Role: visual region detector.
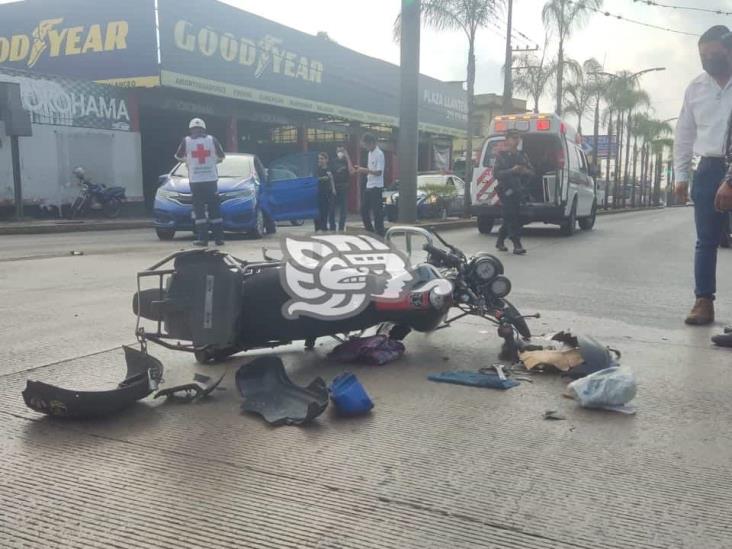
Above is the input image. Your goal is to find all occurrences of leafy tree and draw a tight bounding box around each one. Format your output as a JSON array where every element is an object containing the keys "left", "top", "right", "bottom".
[
  {"left": 542, "top": 0, "right": 603, "bottom": 115},
  {"left": 395, "top": 0, "right": 505, "bottom": 214}
]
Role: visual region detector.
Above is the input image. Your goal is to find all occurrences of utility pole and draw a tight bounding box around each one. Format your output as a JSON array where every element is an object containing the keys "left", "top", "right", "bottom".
[
  {"left": 397, "top": 0, "right": 420, "bottom": 224},
  {"left": 501, "top": 0, "right": 514, "bottom": 114}
]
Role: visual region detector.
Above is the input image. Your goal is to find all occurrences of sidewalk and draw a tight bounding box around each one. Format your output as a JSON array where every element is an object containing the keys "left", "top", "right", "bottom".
[{"left": 0, "top": 206, "right": 665, "bottom": 236}]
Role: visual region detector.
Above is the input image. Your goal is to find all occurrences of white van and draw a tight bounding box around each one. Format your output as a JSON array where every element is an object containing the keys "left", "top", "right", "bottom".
[{"left": 470, "top": 113, "right": 598, "bottom": 236}]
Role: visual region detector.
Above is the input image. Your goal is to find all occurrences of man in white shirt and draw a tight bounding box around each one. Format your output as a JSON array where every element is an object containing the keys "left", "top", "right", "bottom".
[
  {"left": 674, "top": 26, "right": 732, "bottom": 325},
  {"left": 355, "top": 133, "right": 386, "bottom": 235},
  {"left": 175, "top": 118, "right": 226, "bottom": 246}
]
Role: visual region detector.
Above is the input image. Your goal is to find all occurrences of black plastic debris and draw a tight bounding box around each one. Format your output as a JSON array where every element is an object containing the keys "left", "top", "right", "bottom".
[
  {"left": 154, "top": 372, "right": 225, "bottom": 402},
  {"left": 566, "top": 335, "right": 621, "bottom": 380},
  {"left": 235, "top": 356, "right": 328, "bottom": 426},
  {"left": 543, "top": 410, "right": 566, "bottom": 421},
  {"left": 22, "top": 346, "right": 163, "bottom": 419}
]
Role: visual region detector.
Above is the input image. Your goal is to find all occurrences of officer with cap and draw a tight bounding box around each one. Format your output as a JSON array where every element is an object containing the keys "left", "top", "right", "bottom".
[
  {"left": 493, "top": 128, "right": 534, "bottom": 255},
  {"left": 175, "top": 118, "right": 226, "bottom": 246}
]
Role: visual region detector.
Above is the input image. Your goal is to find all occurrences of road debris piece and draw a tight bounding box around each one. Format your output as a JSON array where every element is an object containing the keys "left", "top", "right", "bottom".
[
  {"left": 236, "top": 356, "right": 328, "bottom": 426},
  {"left": 428, "top": 370, "right": 520, "bottom": 390},
  {"left": 329, "top": 335, "right": 405, "bottom": 366},
  {"left": 543, "top": 410, "right": 566, "bottom": 420},
  {"left": 519, "top": 332, "right": 620, "bottom": 378},
  {"left": 329, "top": 372, "right": 374, "bottom": 416},
  {"left": 154, "top": 372, "right": 225, "bottom": 402},
  {"left": 22, "top": 346, "right": 163, "bottom": 419},
  {"left": 565, "top": 366, "right": 637, "bottom": 414}
]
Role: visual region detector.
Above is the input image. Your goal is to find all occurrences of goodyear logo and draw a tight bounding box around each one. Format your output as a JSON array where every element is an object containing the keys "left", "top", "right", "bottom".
[
  {"left": 174, "top": 20, "right": 324, "bottom": 84},
  {"left": 0, "top": 18, "right": 129, "bottom": 67}
]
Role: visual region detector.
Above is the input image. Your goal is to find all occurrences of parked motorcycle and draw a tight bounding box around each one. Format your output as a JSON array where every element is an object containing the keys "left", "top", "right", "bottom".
[
  {"left": 132, "top": 227, "right": 535, "bottom": 364},
  {"left": 65, "top": 166, "right": 126, "bottom": 219}
]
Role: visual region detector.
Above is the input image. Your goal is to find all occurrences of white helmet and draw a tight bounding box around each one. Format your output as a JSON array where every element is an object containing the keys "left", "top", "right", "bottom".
[{"left": 189, "top": 118, "right": 206, "bottom": 130}]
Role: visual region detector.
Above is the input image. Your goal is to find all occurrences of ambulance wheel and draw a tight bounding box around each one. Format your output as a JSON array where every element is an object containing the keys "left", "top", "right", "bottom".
[
  {"left": 156, "top": 228, "right": 176, "bottom": 241},
  {"left": 477, "top": 216, "right": 494, "bottom": 235}
]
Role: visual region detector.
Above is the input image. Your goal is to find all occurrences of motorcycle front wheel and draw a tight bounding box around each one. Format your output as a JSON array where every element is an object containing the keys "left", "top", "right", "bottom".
[
  {"left": 102, "top": 198, "right": 122, "bottom": 218},
  {"left": 500, "top": 299, "right": 531, "bottom": 339},
  {"left": 66, "top": 196, "right": 86, "bottom": 220}
]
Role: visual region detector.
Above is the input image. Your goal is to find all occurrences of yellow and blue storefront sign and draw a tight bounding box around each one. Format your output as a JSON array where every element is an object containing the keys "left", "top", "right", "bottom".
[{"left": 0, "top": 0, "right": 159, "bottom": 88}]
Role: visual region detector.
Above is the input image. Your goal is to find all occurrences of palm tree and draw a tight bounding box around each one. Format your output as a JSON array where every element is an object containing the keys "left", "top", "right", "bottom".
[
  {"left": 651, "top": 136, "right": 674, "bottom": 206},
  {"left": 396, "top": 0, "right": 505, "bottom": 214},
  {"left": 619, "top": 89, "right": 650, "bottom": 207},
  {"left": 542, "top": 0, "right": 603, "bottom": 115},
  {"left": 562, "top": 58, "right": 603, "bottom": 135},
  {"left": 511, "top": 51, "right": 556, "bottom": 113}
]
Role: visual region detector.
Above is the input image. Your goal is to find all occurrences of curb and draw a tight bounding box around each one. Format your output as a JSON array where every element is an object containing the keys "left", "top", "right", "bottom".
[
  {"left": 0, "top": 220, "right": 153, "bottom": 235},
  {"left": 1, "top": 206, "right": 670, "bottom": 236}
]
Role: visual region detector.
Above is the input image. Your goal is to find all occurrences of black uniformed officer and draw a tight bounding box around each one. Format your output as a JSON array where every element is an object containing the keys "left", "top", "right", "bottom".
[{"left": 493, "top": 129, "right": 534, "bottom": 255}]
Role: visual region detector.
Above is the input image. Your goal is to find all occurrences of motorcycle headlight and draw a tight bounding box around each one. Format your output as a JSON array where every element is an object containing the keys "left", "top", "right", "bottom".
[
  {"left": 221, "top": 186, "right": 255, "bottom": 201},
  {"left": 488, "top": 275, "right": 512, "bottom": 298},
  {"left": 157, "top": 188, "right": 179, "bottom": 201},
  {"left": 471, "top": 256, "right": 501, "bottom": 281}
]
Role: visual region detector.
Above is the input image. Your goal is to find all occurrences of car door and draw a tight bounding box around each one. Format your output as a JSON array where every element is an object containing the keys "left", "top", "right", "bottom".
[
  {"left": 448, "top": 176, "right": 466, "bottom": 215},
  {"left": 260, "top": 154, "right": 319, "bottom": 221},
  {"left": 575, "top": 148, "right": 595, "bottom": 215}
]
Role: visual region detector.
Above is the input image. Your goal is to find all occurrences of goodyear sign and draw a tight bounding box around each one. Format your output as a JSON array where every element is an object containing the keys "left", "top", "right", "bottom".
[
  {"left": 0, "top": 0, "right": 159, "bottom": 87},
  {"left": 158, "top": 0, "right": 467, "bottom": 136}
]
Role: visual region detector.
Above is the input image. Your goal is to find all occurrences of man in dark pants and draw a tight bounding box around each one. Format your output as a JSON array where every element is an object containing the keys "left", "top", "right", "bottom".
[
  {"left": 175, "top": 118, "right": 226, "bottom": 246},
  {"left": 674, "top": 26, "right": 732, "bottom": 325},
  {"left": 355, "top": 133, "right": 385, "bottom": 235},
  {"left": 493, "top": 129, "right": 533, "bottom": 255}
]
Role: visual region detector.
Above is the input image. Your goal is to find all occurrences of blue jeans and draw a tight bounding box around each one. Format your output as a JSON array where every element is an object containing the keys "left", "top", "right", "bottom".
[{"left": 692, "top": 158, "right": 726, "bottom": 299}]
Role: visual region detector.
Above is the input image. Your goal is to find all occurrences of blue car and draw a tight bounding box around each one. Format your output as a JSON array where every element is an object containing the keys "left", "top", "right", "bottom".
[{"left": 153, "top": 153, "right": 319, "bottom": 240}]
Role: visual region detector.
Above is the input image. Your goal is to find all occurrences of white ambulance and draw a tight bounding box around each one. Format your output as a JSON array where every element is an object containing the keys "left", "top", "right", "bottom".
[{"left": 470, "top": 113, "right": 598, "bottom": 236}]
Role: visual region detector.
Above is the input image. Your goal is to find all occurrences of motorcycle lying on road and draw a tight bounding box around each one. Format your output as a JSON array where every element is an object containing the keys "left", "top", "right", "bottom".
[
  {"left": 132, "top": 226, "right": 536, "bottom": 364},
  {"left": 65, "top": 166, "right": 127, "bottom": 219}
]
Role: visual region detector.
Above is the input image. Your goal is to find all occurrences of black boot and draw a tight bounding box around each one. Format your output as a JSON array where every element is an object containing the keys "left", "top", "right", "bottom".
[
  {"left": 193, "top": 224, "right": 209, "bottom": 247},
  {"left": 512, "top": 238, "right": 526, "bottom": 255},
  {"left": 496, "top": 237, "right": 508, "bottom": 252},
  {"left": 712, "top": 332, "right": 732, "bottom": 347},
  {"left": 212, "top": 222, "right": 225, "bottom": 246}
]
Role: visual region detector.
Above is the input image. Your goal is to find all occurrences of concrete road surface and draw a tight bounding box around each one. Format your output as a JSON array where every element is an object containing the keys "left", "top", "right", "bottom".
[{"left": 2, "top": 208, "right": 732, "bottom": 549}]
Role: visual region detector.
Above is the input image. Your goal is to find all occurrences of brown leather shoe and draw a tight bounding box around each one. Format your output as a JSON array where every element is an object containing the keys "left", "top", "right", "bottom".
[{"left": 685, "top": 298, "right": 715, "bottom": 325}]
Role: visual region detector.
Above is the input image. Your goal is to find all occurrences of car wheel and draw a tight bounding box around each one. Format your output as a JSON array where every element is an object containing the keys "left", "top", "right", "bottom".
[
  {"left": 477, "top": 215, "right": 494, "bottom": 235},
  {"left": 250, "top": 208, "right": 265, "bottom": 239},
  {"left": 578, "top": 202, "right": 597, "bottom": 231},
  {"left": 156, "top": 228, "right": 176, "bottom": 241},
  {"left": 290, "top": 219, "right": 304, "bottom": 226},
  {"left": 560, "top": 199, "right": 578, "bottom": 236}
]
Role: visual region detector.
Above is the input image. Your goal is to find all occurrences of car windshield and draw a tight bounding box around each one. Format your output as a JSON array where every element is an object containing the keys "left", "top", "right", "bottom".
[
  {"left": 172, "top": 155, "right": 254, "bottom": 179},
  {"left": 417, "top": 176, "right": 444, "bottom": 189}
]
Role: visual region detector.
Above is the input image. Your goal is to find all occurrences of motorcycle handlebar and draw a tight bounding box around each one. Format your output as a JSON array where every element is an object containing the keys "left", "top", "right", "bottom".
[{"left": 423, "top": 243, "right": 463, "bottom": 268}]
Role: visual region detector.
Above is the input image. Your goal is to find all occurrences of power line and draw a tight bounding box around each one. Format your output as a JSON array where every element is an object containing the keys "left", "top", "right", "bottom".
[
  {"left": 566, "top": 0, "right": 701, "bottom": 36},
  {"left": 632, "top": 0, "right": 732, "bottom": 17}
]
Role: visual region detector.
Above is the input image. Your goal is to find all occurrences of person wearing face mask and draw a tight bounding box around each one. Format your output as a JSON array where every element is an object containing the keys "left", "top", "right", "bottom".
[{"left": 674, "top": 26, "right": 732, "bottom": 326}]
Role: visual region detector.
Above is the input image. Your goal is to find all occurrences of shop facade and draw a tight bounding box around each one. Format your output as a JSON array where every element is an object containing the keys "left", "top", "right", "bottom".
[{"left": 0, "top": 0, "right": 467, "bottom": 214}]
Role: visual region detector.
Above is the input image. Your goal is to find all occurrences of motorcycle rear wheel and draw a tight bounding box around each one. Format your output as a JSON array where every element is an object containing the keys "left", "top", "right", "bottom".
[
  {"left": 501, "top": 299, "right": 531, "bottom": 339},
  {"left": 103, "top": 198, "right": 122, "bottom": 218}
]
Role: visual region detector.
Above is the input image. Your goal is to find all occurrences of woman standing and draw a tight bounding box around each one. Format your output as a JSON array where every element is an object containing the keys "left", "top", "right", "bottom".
[
  {"left": 330, "top": 146, "right": 355, "bottom": 231},
  {"left": 315, "top": 152, "right": 336, "bottom": 232}
]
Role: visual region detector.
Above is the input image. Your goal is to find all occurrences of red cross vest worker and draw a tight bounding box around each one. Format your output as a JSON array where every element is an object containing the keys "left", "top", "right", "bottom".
[{"left": 175, "top": 118, "right": 226, "bottom": 246}]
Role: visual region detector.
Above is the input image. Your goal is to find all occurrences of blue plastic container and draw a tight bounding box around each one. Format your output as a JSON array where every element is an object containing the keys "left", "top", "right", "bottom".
[{"left": 329, "top": 373, "right": 374, "bottom": 416}]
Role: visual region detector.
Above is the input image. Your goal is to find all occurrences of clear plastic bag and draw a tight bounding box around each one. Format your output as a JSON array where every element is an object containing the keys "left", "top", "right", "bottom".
[{"left": 566, "top": 366, "right": 637, "bottom": 414}]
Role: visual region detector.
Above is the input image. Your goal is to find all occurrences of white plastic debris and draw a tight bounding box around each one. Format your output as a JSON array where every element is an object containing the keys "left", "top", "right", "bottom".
[{"left": 566, "top": 366, "right": 637, "bottom": 414}]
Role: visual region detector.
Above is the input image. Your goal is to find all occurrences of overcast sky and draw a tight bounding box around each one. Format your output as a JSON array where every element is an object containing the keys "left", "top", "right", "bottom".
[{"left": 223, "top": 0, "right": 731, "bottom": 130}]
